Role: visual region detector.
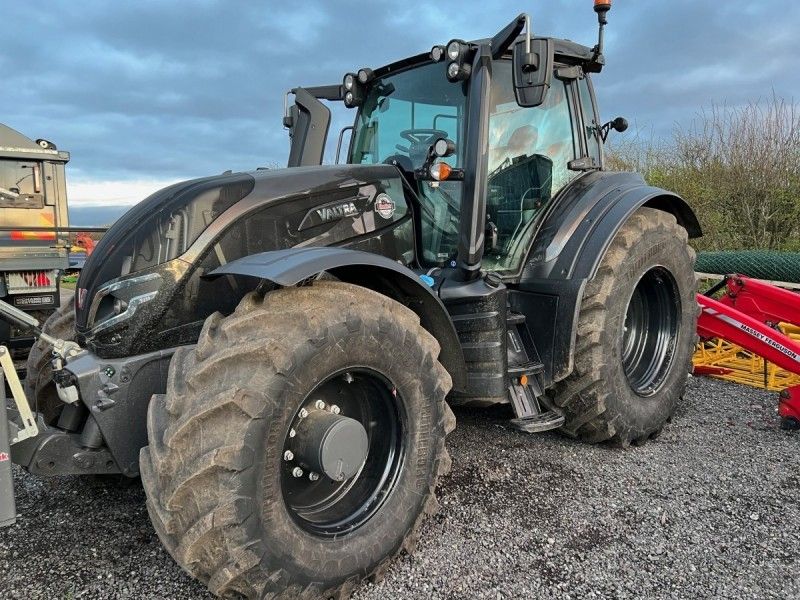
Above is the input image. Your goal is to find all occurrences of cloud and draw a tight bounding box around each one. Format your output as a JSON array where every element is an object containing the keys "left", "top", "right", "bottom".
[
  {"left": 2, "top": 0, "right": 798, "bottom": 206},
  {"left": 67, "top": 178, "right": 181, "bottom": 206}
]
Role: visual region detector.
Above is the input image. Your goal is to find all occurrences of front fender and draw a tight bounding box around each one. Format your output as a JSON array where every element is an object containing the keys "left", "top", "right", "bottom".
[{"left": 206, "top": 248, "right": 468, "bottom": 392}]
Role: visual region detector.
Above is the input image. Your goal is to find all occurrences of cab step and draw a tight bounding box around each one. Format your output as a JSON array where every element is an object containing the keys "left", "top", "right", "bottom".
[
  {"left": 510, "top": 410, "right": 565, "bottom": 433},
  {"left": 507, "top": 380, "right": 564, "bottom": 433}
]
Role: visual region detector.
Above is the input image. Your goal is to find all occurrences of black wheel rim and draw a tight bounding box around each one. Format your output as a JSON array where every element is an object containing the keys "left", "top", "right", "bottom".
[
  {"left": 280, "top": 368, "right": 406, "bottom": 537},
  {"left": 621, "top": 266, "right": 681, "bottom": 396}
]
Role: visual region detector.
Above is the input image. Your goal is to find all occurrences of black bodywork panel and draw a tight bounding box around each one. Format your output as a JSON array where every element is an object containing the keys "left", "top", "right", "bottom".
[
  {"left": 76, "top": 164, "right": 415, "bottom": 359},
  {"left": 513, "top": 170, "right": 701, "bottom": 384}
]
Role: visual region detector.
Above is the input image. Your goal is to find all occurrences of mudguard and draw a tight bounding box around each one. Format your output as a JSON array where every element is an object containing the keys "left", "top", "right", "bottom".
[
  {"left": 514, "top": 171, "right": 702, "bottom": 385},
  {"left": 207, "top": 248, "right": 468, "bottom": 392}
]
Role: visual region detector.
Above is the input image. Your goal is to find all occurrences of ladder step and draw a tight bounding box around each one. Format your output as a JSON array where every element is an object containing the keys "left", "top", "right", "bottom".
[
  {"left": 510, "top": 411, "right": 565, "bottom": 433},
  {"left": 508, "top": 361, "right": 544, "bottom": 378},
  {"left": 506, "top": 311, "right": 526, "bottom": 326}
]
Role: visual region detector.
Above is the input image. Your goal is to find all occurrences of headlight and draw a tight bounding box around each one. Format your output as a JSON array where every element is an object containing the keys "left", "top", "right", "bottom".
[
  {"left": 357, "top": 68, "right": 374, "bottom": 84},
  {"left": 430, "top": 45, "right": 445, "bottom": 62},
  {"left": 343, "top": 73, "right": 356, "bottom": 91},
  {"left": 447, "top": 40, "right": 462, "bottom": 61},
  {"left": 447, "top": 62, "right": 461, "bottom": 79},
  {"left": 446, "top": 61, "right": 471, "bottom": 81},
  {"left": 87, "top": 272, "right": 161, "bottom": 334}
]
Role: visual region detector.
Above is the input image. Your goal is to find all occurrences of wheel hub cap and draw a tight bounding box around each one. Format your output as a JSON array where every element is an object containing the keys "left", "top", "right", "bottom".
[{"left": 293, "top": 409, "right": 369, "bottom": 481}]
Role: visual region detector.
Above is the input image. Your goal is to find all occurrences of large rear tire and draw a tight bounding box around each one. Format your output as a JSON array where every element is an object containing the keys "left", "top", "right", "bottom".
[
  {"left": 140, "top": 281, "right": 454, "bottom": 599},
  {"left": 24, "top": 296, "right": 76, "bottom": 424},
  {"left": 554, "top": 208, "right": 698, "bottom": 446}
]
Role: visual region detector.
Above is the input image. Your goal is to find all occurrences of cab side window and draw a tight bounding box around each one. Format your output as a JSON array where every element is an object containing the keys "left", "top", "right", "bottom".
[{"left": 578, "top": 74, "right": 602, "bottom": 166}]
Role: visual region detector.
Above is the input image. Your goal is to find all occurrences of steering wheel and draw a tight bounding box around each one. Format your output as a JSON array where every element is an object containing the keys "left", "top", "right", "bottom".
[{"left": 395, "top": 129, "right": 449, "bottom": 154}]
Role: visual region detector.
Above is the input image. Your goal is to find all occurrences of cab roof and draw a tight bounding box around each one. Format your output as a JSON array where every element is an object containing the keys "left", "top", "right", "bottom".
[{"left": 373, "top": 36, "right": 601, "bottom": 79}]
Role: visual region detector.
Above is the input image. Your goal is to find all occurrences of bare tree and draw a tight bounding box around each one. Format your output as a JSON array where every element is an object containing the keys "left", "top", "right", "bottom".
[{"left": 607, "top": 95, "right": 800, "bottom": 251}]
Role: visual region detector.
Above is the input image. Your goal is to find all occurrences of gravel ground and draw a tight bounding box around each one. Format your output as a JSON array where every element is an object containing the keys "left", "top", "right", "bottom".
[{"left": 1, "top": 375, "right": 798, "bottom": 599}]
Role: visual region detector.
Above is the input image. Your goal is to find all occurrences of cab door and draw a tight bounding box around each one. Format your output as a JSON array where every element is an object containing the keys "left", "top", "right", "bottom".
[{"left": 481, "top": 61, "right": 580, "bottom": 276}]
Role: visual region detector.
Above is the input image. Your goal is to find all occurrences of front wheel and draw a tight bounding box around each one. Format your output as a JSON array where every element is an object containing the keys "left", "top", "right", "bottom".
[
  {"left": 140, "top": 282, "right": 454, "bottom": 599},
  {"left": 24, "top": 296, "right": 76, "bottom": 424},
  {"left": 554, "top": 207, "right": 698, "bottom": 446}
]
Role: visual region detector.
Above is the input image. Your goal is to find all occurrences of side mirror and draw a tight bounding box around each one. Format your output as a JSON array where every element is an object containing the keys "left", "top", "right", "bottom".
[
  {"left": 512, "top": 38, "right": 554, "bottom": 107},
  {"left": 286, "top": 88, "right": 331, "bottom": 167},
  {"left": 600, "top": 116, "right": 628, "bottom": 142},
  {"left": 611, "top": 116, "right": 628, "bottom": 133}
]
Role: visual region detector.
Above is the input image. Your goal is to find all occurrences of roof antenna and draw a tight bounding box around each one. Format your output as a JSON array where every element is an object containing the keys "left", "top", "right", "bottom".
[{"left": 592, "top": 0, "right": 612, "bottom": 60}]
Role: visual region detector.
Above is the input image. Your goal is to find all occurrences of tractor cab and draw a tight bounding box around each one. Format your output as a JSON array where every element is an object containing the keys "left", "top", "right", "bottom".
[{"left": 345, "top": 51, "right": 593, "bottom": 275}]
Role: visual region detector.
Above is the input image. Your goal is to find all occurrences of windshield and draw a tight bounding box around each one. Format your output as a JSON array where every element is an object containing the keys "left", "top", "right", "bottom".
[
  {"left": 350, "top": 62, "right": 465, "bottom": 169},
  {"left": 350, "top": 61, "right": 467, "bottom": 265}
]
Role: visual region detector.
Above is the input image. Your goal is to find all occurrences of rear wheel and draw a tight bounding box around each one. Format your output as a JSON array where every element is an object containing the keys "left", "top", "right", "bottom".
[
  {"left": 554, "top": 208, "right": 698, "bottom": 445},
  {"left": 140, "top": 281, "right": 454, "bottom": 599}
]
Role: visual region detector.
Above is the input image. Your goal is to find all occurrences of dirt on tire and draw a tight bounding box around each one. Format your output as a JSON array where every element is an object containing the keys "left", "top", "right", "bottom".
[
  {"left": 553, "top": 207, "right": 698, "bottom": 446},
  {"left": 24, "top": 295, "right": 76, "bottom": 424},
  {"left": 140, "top": 281, "right": 455, "bottom": 599}
]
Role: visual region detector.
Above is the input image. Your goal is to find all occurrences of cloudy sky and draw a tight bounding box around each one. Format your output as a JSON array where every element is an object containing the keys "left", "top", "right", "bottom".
[{"left": 3, "top": 0, "right": 798, "bottom": 208}]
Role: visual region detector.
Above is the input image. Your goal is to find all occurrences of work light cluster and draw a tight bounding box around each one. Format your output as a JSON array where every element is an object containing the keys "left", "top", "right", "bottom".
[
  {"left": 342, "top": 68, "right": 374, "bottom": 108},
  {"left": 430, "top": 39, "right": 473, "bottom": 82},
  {"left": 341, "top": 39, "right": 474, "bottom": 109}
]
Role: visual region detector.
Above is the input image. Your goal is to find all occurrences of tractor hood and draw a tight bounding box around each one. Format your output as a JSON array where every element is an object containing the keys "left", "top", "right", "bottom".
[{"left": 75, "top": 164, "right": 412, "bottom": 357}]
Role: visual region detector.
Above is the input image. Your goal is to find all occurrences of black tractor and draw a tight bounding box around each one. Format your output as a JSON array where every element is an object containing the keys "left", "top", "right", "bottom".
[{"left": 3, "top": 3, "right": 700, "bottom": 598}]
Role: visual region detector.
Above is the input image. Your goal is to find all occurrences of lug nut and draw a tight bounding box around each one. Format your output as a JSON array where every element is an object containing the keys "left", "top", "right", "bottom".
[
  {"left": 330, "top": 405, "right": 341, "bottom": 415},
  {"left": 309, "top": 472, "right": 320, "bottom": 481},
  {"left": 315, "top": 400, "right": 326, "bottom": 410},
  {"left": 343, "top": 372, "right": 354, "bottom": 384},
  {"left": 292, "top": 467, "right": 304, "bottom": 478},
  {"left": 298, "top": 408, "right": 309, "bottom": 419},
  {"left": 283, "top": 450, "right": 294, "bottom": 461},
  {"left": 289, "top": 428, "right": 296, "bottom": 438}
]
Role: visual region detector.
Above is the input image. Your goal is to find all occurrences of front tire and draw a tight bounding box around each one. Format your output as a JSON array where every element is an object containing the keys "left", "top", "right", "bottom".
[
  {"left": 554, "top": 208, "right": 698, "bottom": 446},
  {"left": 24, "top": 296, "right": 76, "bottom": 424},
  {"left": 140, "top": 282, "right": 454, "bottom": 599}
]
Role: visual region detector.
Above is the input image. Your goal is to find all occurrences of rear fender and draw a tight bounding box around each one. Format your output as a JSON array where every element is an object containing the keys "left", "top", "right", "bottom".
[
  {"left": 206, "top": 248, "right": 468, "bottom": 392},
  {"left": 517, "top": 171, "right": 701, "bottom": 384}
]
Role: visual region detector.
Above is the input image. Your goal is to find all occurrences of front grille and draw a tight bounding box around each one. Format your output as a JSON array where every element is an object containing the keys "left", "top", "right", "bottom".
[{"left": 5, "top": 270, "right": 58, "bottom": 294}]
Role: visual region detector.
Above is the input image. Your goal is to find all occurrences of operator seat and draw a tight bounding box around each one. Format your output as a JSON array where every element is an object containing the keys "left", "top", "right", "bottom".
[{"left": 487, "top": 125, "right": 554, "bottom": 255}]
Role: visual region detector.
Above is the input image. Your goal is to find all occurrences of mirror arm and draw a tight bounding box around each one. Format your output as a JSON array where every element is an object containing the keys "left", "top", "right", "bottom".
[
  {"left": 490, "top": 13, "right": 527, "bottom": 59},
  {"left": 600, "top": 122, "right": 611, "bottom": 142}
]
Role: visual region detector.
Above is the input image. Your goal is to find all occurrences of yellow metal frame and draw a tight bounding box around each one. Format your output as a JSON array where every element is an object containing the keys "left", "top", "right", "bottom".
[{"left": 693, "top": 323, "right": 800, "bottom": 391}]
